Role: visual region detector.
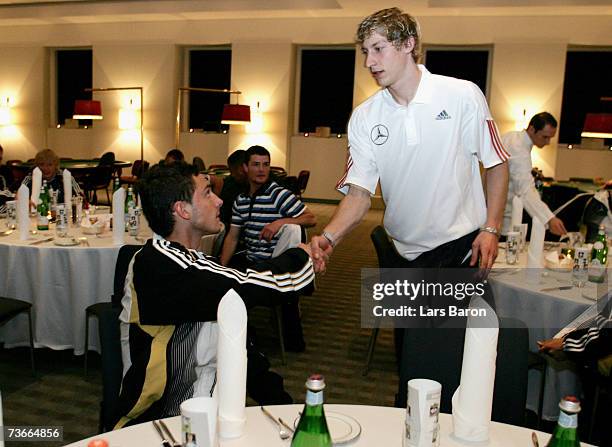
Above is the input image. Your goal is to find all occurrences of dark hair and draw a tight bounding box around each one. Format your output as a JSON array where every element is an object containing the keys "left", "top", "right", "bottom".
[
  {"left": 245, "top": 145, "right": 270, "bottom": 164},
  {"left": 135, "top": 162, "right": 197, "bottom": 237},
  {"left": 165, "top": 148, "right": 185, "bottom": 163},
  {"left": 227, "top": 149, "right": 246, "bottom": 169},
  {"left": 528, "top": 112, "right": 557, "bottom": 132}
]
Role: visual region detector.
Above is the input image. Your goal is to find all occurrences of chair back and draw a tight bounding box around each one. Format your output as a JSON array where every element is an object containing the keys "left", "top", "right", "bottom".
[
  {"left": 193, "top": 156, "right": 206, "bottom": 172},
  {"left": 98, "top": 244, "right": 142, "bottom": 432},
  {"left": 208, "top": 164, "right": 228, "bottom": 170},
  {"left": 130, "top": 160, "right": 149, "bottom": 178},
  {"left": 370, "top": 225, "right": 404, "bottom": 268},
  {"left": 98, "top": 304, "right": 122, "bottom": 432},
  {"left": 297, "top": 170, "right": 310, "bottom": 196},
  {"left": 98, "top": 152, "right": 116, "bottom": 166}
]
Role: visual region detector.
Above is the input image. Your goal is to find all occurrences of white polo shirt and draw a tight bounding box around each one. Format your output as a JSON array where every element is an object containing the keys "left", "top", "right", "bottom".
[{"left": 337, "top": 65, "right": 508, "bottom": 260}]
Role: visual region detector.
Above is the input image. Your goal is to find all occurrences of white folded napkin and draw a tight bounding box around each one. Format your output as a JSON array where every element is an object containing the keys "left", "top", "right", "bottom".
[
  {"left": 217, "top": 289, "right": 247, "bottom": 439},
  {"left": 452, "top": 295, "right": 499, "bottom": 443},
  {"left": 17, "top": 184, "right": 30, "bottom": 240},
  {"left": 527, "top": 217, "right": 545, "bottom": 269},
  {"left": 511, "top": 195, "right": 523, "bottom": 227},
  {"left": 31, "top": 167, "right": 42, "bottom": 211},
  {"left": 112, "top": 188, "right": 125, "bottom": 245},
  {"left": 63, "top": 169, "right": 72, "bottom": 210},
  {"left": 271, "top": 223, "right": 302, "bottom": 257}
]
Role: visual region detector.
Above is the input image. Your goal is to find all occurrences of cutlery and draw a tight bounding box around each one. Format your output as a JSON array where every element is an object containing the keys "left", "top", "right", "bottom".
[
  {"left": 531, "top": 431, "right": 540, "bottom": 447},
  {"left": 29, "top": 237, "right": 54, "bottom": 245},
  {"left": 278, "top": 417, "right": 295, "bottom": 434},
  {"left": 158, "top": 419, "right": 180, "bottom": 447},
  {"left": 0, "top": 229, "right": 14, "bottom": 236},
  {"left": 151, "top": 420, "right": 172, "bottom": 447},
  {"left": 540, "top": 285, "right": 573, "bottom": 292},
  {"left": 261, "top": 406, "right": 291, "bottom": 440}
]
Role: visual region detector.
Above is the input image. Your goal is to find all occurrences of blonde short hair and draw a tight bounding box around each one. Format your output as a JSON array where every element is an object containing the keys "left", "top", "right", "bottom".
[
  {"left": 356, "top": 7, "right": 422, "bottom": 63},
  {"left": 35, "top": 148, "right": 59, "bottom": 166}
]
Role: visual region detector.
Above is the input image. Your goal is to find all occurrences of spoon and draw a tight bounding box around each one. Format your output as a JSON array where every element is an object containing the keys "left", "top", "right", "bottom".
[{"left": 261, "top": 406, "right": 291, "bottom": 440}]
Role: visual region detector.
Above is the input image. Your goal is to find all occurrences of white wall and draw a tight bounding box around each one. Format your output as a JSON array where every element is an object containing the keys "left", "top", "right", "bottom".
[{"left": 0, "top": 14, "right": 610, "bottom": 198}]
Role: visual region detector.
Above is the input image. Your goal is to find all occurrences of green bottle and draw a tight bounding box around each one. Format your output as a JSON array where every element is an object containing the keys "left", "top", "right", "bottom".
[
  {"left": 124, "top": 186, "right": 135, "bottom": 232},
  {"left": 588, "top": 225, "right": 608, "bottom": 283},
  {"left": 291, "top": 374, "right": 332, "bottom": 447},
  {"left": 113, "top": 177, "right": 121, "bottom": 193},
  {"left": 546, "top": 396, "right": 581, "bottom": 447},
  {"left": 36, "top": 180, "right": 50, "bottom": 231}
]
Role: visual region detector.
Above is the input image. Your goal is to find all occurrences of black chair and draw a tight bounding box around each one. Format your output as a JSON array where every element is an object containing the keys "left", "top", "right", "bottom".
[
  {"left": 82, "top": 165, "right": 114, "bottom": 205},
  {"left": 295, "top": 170, "right": 310, "bottom": 199},
  {"left": 0, "top": 297, "right": 35, "bottom": 375},
  {"left": 119, "top": 160, "right": 149, "bottom": 186},
  {"left": 83, "top": 244, "right": 141, "bottom": 432},
  {"left": 84, "top": 244, "right": 142, "bottom": 376},
  {"left": 97, "top": 303, "right": 122, "bottom": 433},
  {"left": 363, "top": 225, "right": 405, "bottom": 375},
  {"left": 396, "top": 317, "right": 529, "bottom": 426}
]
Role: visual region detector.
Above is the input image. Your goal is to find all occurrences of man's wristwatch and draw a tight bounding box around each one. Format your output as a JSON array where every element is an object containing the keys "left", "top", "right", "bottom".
[
  {"left": 321, "top": 231, "right": 336, "bottom": 248},
  {"left": 479, "top": 226, "right": 500, "bottom": 238}
]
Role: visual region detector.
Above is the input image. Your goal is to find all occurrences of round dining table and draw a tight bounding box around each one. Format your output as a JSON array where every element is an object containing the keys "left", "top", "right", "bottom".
[
  {"left": 64, "top": 403, "right": 582, "bottom": 447},
  {"left": 489, "top": 244, "right": 608, "bottom": 420},
  {"left": 0, "top": 213, "right": 148, "bottom": 354}
]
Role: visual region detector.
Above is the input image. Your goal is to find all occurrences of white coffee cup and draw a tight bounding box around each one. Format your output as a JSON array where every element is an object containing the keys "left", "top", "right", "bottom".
[
  {"left": 181, "top": 397, "right": 218, "bottom": 447},
  {"left": 406, "top": 379, "right": 442, "bottom": 433}
]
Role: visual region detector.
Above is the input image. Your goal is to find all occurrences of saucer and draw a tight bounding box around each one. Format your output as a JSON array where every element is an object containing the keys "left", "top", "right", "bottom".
[
  {"left": 293, "top": 411, "right": 361, "bottom": 445},
  {"left": 53, "top": 237, "right": 79, "bottom": 246}
]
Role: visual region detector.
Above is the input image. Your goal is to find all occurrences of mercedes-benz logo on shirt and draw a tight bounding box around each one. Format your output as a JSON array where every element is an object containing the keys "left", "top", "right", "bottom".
[{"left": 370, "top": 124, "right": 389, "bottom": 145}]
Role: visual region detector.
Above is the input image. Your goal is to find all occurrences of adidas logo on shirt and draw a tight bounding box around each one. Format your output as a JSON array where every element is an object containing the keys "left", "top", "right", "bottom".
[{"left": 435, "top": 110, "right": 451, "bottom": 120}]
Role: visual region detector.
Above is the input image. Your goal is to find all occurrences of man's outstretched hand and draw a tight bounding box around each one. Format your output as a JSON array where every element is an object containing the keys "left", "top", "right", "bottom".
[{"left": 309, "top": 234, "right": 334, "bottom": 273}]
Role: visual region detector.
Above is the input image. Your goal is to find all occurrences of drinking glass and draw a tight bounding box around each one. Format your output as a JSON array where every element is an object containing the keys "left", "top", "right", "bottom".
[{"left": 505, "top": 231, "right": 520, "bottom": 265}]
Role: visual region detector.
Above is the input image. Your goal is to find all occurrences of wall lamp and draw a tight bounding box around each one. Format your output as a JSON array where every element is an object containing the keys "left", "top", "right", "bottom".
[
  {"left": 175, "top": 87, "right": 251, "bottom": 147},
  {"left": 73, "top": 86, "right": 144, "bottom": 162}
]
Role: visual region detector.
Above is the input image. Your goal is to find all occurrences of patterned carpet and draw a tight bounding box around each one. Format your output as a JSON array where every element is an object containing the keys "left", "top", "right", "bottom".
[{"left": 0, "top": 203, "right": 398, "bottom": 446}]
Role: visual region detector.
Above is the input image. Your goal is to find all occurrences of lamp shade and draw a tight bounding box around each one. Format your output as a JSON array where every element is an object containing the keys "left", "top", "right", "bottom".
[
  {"left": 73, "top": 100, "right": 103, "bottom": 120},
  {"left": 581, "top": 113, "right": 612, "bottom": 139},
  {"left": 221, "top": 104, "right": 251, "bottom": 125}
]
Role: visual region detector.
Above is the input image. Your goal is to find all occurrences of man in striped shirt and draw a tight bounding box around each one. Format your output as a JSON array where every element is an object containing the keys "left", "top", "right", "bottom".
[
  {"left": 114, "top": 162, "right": 315, "bottom": 428},
  {"left": 220, "top": 145, "right": 316, "bottom": 267}
]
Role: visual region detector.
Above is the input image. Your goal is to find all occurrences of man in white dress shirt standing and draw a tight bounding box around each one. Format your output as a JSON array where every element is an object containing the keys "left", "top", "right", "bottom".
[{"left": 501, "top": 112, "right": 567, "bottom": 236}]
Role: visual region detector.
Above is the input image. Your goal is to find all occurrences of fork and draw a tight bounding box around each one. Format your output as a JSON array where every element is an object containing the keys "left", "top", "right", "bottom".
[
  {"left": 151, "top": 420, "right": 172, "bottom": 447},
  {"left": 261, "top": 406, "right": 291, "bottom": 440}
]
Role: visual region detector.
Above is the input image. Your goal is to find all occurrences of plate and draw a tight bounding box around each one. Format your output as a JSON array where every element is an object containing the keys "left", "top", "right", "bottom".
[
  {"left": 293, "top": 411, "right": 361, "bottom": 445},
  {"left": 53, "top": 237, "right": 80, "bottom": 246}
]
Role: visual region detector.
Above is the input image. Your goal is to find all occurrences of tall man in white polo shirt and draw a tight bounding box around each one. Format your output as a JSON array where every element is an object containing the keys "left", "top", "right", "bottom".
[
  {"left": 311, "top": 7, "right": 509, "bottom": 273},
  {"left": 501, "top": 112, "right": 567, "bottom": 236}
]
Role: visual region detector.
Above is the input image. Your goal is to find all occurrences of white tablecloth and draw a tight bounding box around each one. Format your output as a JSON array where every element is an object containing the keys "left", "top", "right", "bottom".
[
  {"left": 490, "top": 246, "right": 608, "bottom": 420},
  {"left": 64, "top": 403, "right": 582, "bottom": 447},
  {"left": 0, "top": 217, "right": 147, "bottom": 355}
]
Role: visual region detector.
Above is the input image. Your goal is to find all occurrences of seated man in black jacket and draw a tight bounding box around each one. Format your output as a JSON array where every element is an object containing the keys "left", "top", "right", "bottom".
[{"left": 114, "top": 162, "right": 314, "bottom": 429}]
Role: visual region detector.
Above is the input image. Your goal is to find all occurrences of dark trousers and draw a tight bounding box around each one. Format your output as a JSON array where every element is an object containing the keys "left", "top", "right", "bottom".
[{"left": 387, "top": 231, "right": 496, "bottom": 358}]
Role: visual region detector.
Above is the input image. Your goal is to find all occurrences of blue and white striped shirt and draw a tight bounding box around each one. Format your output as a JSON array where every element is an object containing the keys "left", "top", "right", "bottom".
[{"left": 231, "top": 181, "right": 305, "bottom": 261}]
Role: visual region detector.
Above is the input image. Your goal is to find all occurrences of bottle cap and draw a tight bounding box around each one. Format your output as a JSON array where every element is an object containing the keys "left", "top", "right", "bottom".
[
  {"left": 559, "top": 395, "right": 581, "bottom": 413},
  {"left": 306, "top": 374, "right": 326, "bottom": 392}
]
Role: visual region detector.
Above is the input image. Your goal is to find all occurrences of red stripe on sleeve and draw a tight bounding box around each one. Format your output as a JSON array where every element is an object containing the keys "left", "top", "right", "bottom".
[
  {"left": 335, "top": 151, "right": 353, "bottom": 190},
  {"left": 487, "top": 120, "right": 510, "bottom": 161}
]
